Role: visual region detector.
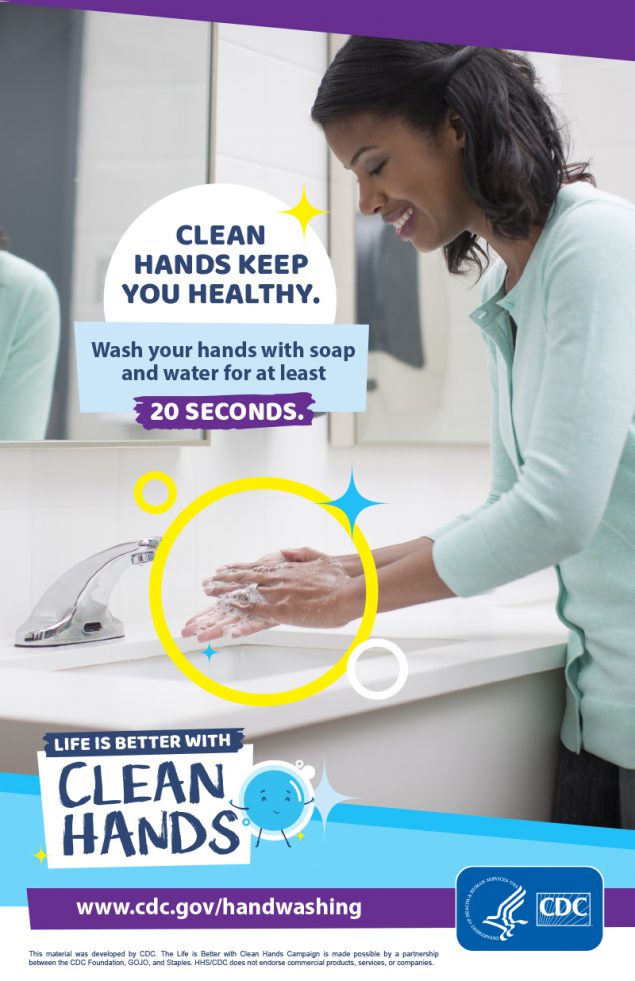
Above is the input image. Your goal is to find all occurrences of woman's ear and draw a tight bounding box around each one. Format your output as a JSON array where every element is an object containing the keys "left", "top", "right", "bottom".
[{"left": 447, "top": 111, "right": 466, "bottom": 148}]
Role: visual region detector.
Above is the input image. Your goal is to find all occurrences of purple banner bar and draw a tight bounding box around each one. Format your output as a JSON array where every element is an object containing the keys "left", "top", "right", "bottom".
[
  {"left": 27, "top": 888, "right": 454, "bottom": 930},
  {"left": 27, "top": 887, "right": 635, "bottom": 930},
  {"left": 604, "top": 889, "right": 635, "bottom": 927},
  {"left": 8, "top": 0, "right": 635, "bottom": 61},
  {"left": 134, "top": 393, "right": 314, "bottom": 429}
]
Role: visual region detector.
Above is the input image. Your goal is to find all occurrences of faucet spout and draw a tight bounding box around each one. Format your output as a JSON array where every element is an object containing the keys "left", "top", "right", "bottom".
[{"left": 15, "top": 538, "right": 161, "bottom": 647}]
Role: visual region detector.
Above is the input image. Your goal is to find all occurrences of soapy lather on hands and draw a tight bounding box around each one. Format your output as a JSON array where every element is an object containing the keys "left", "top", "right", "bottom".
[
  {"left": 181, "top": 548, "right": 358, "bottom": 641},
  {"left": 181, "top": 537, "right": 454, "bottom": 642}
]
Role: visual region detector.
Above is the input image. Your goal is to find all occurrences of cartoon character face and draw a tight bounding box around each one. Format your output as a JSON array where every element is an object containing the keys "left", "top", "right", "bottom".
[{"left": 243, "top": 768, "right": 307, "bottom": 831}]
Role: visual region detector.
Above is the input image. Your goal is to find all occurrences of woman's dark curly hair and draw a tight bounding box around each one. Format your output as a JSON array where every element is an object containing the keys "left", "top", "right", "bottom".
[{"left": 311, "top": 38, "right": 594, "bottom": 276}]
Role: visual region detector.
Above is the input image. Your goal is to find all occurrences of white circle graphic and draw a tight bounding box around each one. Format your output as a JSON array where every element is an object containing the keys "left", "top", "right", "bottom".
[
  {"left": 347, "top": 638, "right": 408, "bottom": 701},
  {"left": 103, "top": 183, "right": 336, "bottom": 324}
]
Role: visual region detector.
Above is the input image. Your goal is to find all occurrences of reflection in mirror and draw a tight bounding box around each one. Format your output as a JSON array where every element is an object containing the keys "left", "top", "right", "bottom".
[
  {"left": 0, "top": 4, "right": 213, "bottom": 443},
  {"left": 354, "top": 212, "right": 489, "bottom": 445}
]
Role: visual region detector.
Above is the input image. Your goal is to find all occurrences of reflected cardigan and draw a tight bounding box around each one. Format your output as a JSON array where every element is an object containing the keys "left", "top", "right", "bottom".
[
  {"left": 429, "top": 182, "right": 635, "bottom": 768},
  {"left": 0, "top": 251, "right": 60, "bottom": 440}
]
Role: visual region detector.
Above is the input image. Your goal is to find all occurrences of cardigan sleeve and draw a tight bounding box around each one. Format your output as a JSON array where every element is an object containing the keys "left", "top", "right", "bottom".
[
  {"left": 426, "top": 337, "right": 518, "bottom": 541},
  {"left": 431, "top": 199, "right": 635, "bottom": 596}
]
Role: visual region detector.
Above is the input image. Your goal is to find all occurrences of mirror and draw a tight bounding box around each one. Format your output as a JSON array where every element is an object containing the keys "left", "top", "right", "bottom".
[
  {"left": 0, "top": 3, "right": 214, "bottom": 443},
  {"left": 354, "top": 213, "right": 489, "bottom": 444}
]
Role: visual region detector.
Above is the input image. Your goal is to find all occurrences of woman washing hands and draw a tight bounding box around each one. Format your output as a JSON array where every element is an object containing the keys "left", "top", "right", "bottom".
[
  {"left": 181, "top": 537, "right": 454, "bottom": 641},
  {"left": 185, "top": 37, "right": 635, "bottom": 828}
]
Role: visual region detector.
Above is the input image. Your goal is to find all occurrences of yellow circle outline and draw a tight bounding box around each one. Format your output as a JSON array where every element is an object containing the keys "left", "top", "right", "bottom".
[
  {"left": 134, "top": 471, "right": 178, "bottom": 514},
  {"left": 149, "top": 476, "right": 378, "bottom": 706}
]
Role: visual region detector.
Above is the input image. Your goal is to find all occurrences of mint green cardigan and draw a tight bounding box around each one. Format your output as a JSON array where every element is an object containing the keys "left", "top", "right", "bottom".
[
  {"left": 0, "top": 251, "right": 60, "bottom": 440},
  {"left": 430, "top": 182, "right": 635, "bottom": 768}
]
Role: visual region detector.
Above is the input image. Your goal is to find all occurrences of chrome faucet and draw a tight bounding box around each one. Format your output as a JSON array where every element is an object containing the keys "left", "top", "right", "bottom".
[{"left": 15, "top": 538, "right": 161, "bottom": 648}]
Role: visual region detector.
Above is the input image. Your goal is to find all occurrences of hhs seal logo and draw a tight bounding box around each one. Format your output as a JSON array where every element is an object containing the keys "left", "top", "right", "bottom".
[
  {"left": 462, "top": 875, "right": 529, "bottom": 943},
  {"left": 456, "top": 867, "right": 603, "bottom": 951}
]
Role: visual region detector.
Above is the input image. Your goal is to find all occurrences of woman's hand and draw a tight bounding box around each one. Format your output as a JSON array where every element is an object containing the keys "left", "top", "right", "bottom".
[
  {"left": 181, "top": 599, "right": 277, "bottom": 642},
  {"left": 204, "top": 547, "right": 331, "bottom": 600},
  {"left": 181, "top": 536, "right": 455, "bottom": 643},
  {"left": 181, "top": 552, "right": 361, "bottom": 642}
]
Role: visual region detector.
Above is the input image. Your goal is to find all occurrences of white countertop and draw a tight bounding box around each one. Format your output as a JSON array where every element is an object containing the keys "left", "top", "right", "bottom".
[{"left": 0, "top": 571, "right": 566, "bottom": 738}]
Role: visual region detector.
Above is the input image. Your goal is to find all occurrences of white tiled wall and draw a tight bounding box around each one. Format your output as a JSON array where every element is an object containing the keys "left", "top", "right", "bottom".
[
  {"left": 214, "top": 25, "right": 329, "bottom": 243},
  {"left": 5, "top": 34, "right": 631, "bottom": 642},
  {"left": 68, "top": 12, "right": 212, "bottom": 441},
  {"left": 530, "top": 51, "right": 635, "bottom": 203}
]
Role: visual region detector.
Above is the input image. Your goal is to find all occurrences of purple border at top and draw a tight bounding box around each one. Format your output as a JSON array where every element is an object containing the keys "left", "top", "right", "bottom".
[{"left": 6, "top": 0, "right": 635, "bottom": 62}]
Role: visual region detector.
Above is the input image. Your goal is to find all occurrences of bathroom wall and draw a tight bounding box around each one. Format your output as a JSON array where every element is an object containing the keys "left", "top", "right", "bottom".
[
  {"left": 68, "top": 12, "right": 212, "bottom": 441},
  {"left": 0, "top": 22, "right": 491, "bottom": 642},
  {"left": 4, "top": 33, "right": 630, "bottom": 640},
  {"left": 530, "top": 51, "right": 635, "bottom": 201}
]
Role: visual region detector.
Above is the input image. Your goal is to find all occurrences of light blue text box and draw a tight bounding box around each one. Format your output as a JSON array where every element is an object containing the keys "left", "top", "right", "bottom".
[{"left": 74, "top": 323, "right": 369, "bottom": 413}]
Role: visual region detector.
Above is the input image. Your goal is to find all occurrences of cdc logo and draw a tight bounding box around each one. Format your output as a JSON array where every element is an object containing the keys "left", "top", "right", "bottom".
[
  {"left": 537, "top": 892, "right": 592, "bottom": 926},
  {"left": 456, "top": 867, "right": 603, "bottom": 951}
]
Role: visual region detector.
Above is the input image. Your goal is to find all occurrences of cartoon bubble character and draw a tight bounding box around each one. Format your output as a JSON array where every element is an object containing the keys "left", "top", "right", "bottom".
[{"left": 230, "top": 760, "right": 315, "bottom": 847}]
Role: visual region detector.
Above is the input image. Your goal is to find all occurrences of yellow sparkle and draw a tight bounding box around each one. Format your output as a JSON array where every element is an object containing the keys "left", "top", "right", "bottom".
[
  {"left": 297, "top": 832, "right": 304, "bottom": 840},
  {"left": 33, "top": 849, "right": 47, "bottom": 863},
  {"left": 280, "top": 186, "right": 328, "bottom": 236}
]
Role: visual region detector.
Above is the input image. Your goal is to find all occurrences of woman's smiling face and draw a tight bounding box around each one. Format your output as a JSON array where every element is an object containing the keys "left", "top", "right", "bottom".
[{"left": 324, "top": 113, "right": 481, "bottom": 252}]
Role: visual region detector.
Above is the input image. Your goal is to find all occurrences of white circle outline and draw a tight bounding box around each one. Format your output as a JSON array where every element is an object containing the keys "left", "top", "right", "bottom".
[{"left": 346, "top": 638, "right": 408, "bottom": 701}]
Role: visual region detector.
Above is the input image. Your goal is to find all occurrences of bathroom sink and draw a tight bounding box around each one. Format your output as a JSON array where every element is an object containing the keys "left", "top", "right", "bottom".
[
  {"left": 3, "top": 630, "right": 458, "bottom": 694},
  {"left": 0, "top": 620, "right": 567, "bottom": 779},
  {"left": 0, "top": 623, "right": 569, "bottom": 820},
  {"left": 63, "top": 641, "right": 335, "bottom": 686}
]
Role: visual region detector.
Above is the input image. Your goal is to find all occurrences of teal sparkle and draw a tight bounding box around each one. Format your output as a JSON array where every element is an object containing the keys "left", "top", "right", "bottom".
[
  {"left": 203, "top": 644, "right": 217, "bottom": 662},
  {"left": 323, "top": 469, "right": 383, "bottom": 534}
]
